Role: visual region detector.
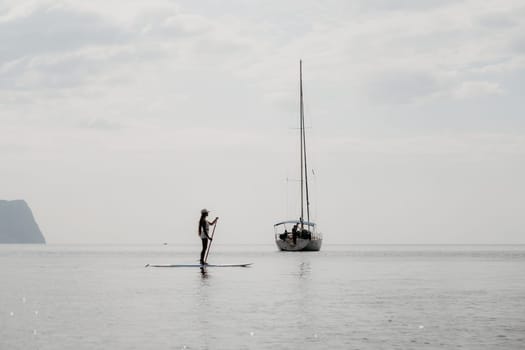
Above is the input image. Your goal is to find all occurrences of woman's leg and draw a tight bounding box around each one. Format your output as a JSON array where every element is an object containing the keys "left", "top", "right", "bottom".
[{"left": 200, "top": 238, "right": 208, "bottom": 263}]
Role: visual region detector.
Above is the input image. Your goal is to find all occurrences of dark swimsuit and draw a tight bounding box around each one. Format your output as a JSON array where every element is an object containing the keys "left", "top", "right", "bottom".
[{"left": 199, "top": 217, "right": 209, "bottom": 263}]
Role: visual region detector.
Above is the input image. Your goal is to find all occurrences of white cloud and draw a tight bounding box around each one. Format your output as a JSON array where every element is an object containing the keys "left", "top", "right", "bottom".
[
  {"left": 453, "top": 81, "right": 504, "bottom": 99},
  {"left": 78, "top": 117, "right": 123, "bottom": 131},
  {"left": 0, "top": 4, "right": 128, "bottom": 62},
  {"left": 478, "top": 11, "right": 518, "bottom": 28},
  {"left": 365, "top": 70, "right": 440, "bottom": 104},
  {"left": 2, "top": 0, "right": 524, "bottom": 107},
  {"left": 324, "top": 132, "right": 525, "bottom": 156}
]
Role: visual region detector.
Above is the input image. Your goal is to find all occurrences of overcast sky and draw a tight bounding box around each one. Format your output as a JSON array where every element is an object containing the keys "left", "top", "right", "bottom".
[{"left": 1, "top": 0, "right": 524, "bottom": 244}]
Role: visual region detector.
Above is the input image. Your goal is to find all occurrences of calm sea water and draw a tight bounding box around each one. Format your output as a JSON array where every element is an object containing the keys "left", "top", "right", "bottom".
[{"left": 1, "top": 244, "right": 524, "bottom": 349}]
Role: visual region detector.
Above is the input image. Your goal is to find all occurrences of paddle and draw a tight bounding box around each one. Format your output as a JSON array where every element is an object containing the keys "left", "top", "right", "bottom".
[{"left": 204, "top": 218, "right": 218, "bottom": 263}]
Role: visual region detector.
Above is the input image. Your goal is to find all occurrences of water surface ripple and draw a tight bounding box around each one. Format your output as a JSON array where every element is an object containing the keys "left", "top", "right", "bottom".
[{"left": 1, "top": 244, "right": 524, "bottom": 349}]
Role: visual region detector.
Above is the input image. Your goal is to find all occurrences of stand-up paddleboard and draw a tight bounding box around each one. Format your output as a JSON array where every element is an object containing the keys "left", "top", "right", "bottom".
[{"left": 145, "top": 263, "right": 252, "bottom": 268}]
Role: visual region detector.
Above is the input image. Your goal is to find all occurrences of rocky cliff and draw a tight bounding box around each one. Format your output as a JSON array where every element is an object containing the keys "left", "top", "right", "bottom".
[{"left": 0, "top": 200, "right": 46, "bottom": 244}]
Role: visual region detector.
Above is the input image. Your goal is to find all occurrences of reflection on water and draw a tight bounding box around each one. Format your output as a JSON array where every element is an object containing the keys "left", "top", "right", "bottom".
[{"left": 297, "top": 261, "right": 311, "bottom": 279}]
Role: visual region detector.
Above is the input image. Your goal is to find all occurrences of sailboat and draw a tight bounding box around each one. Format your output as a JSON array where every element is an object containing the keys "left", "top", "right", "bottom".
[{"left": 274, "top": 61, "right": 323, "bottom": 251}]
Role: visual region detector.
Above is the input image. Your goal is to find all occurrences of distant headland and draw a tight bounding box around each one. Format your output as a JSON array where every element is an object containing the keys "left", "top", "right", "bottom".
[{"left": 0, "top": 200, "right": 46, "bottom": 244}]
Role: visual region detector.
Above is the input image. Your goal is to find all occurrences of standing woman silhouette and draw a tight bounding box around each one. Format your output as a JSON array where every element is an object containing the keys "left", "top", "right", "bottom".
[{"left": 198, "top": 209, "right": 218, "bottom": 265}]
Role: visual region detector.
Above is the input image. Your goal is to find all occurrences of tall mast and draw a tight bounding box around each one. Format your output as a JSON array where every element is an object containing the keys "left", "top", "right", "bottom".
[
  {"left": 302, "top": 74, "right": 311, "bottom": 224},
  {"left": 299, "top": 60, "right": 304, "bottom": 228}
]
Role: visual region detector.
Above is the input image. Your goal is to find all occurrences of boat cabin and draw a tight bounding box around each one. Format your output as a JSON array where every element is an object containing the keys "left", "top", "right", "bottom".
[{"left": 274, "top": 220, "right": 317, "bottom": 241}]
